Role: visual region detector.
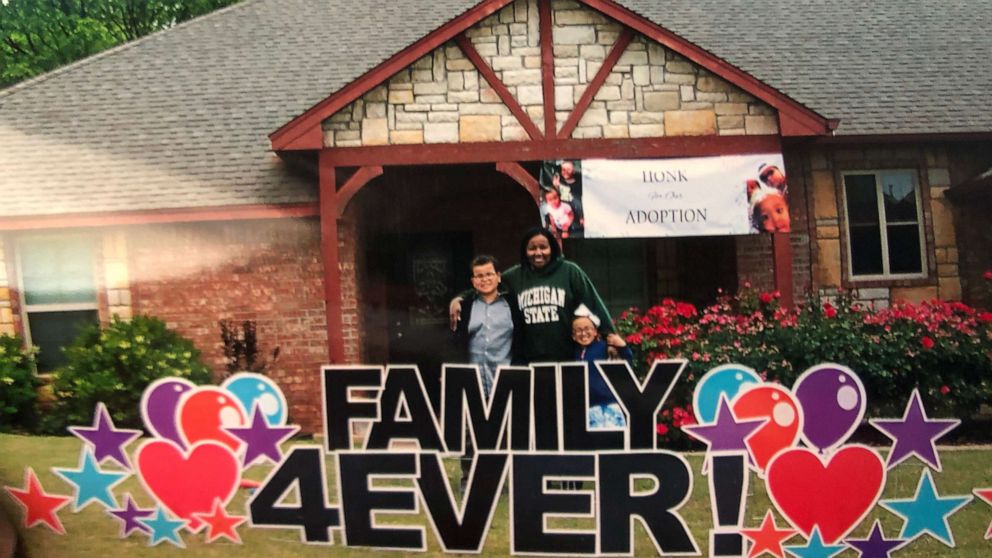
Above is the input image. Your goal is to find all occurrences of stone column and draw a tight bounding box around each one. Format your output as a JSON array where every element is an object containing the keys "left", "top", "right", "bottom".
[
  {"left": 103, "top": 231, "right": 133, "bottom": 320},
  {"left": 0, "top": 240, "right": 15, "bottom": 337}
]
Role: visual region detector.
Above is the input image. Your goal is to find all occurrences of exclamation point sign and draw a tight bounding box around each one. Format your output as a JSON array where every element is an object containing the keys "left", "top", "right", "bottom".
[{"left": 709, "top": 453, "right": 748, "bottom": 557}]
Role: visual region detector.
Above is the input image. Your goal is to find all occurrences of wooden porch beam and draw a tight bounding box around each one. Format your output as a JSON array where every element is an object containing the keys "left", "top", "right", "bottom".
[
  {"left": 454, "top": 35, "right": 544, "bottom": 141},
  {"left": 318, "top": 152, "right": 347, "bottom": 364},
  {"left": 772, "top": 232, "right": 794, "bottom": 308},
  {"left": 321, "top": 134, "right": 783, "bottom": 167},
  {"left": 558, "top": 28, "right": 634, "bottom": 139},
  {"left": 495, "top": 161, "right": 541, "bottom": 204},
  {"left": 336, "top": 165, "right": 384, "bottom": 218},
  {"left": 539, "top": 0, "right": 556, "bottom": 138}
]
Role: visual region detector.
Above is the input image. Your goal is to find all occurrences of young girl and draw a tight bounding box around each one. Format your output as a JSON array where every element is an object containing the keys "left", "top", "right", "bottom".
[{"left": 571, "top": 304, "right": 632, "bottom": 429}]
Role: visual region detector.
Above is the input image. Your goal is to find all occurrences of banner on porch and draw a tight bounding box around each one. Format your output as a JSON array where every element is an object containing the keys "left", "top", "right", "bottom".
[{"left": 539, "top": 154, "right": 791, "bottom": 239}]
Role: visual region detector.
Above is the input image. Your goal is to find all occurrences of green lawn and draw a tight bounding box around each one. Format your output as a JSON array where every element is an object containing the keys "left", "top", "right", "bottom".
[{"left": 2, "top": 434, "right": 991, "bottom": 557}]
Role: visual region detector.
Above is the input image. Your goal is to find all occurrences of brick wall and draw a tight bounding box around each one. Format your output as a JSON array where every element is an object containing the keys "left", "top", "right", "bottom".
[
  {"left": 338, "top": 217, "right": 363, "bottom": 363},
  {"left": 129, "top": 219, "right": 328, "bottom": 432},
  {"left": 735, "top": 235, "right": 775, "bottom": 292}
]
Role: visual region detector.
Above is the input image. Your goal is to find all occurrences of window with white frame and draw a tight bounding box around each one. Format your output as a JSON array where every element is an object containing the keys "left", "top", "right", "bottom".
[
  {"left": 842, "top": 170, "right": 926, "bottom": 279},
  {"left": 17, "top": 236, "right": 99, "bottom": 371}
]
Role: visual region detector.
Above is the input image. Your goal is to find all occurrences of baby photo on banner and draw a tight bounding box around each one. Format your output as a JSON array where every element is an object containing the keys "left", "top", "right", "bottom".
[
  {"left": 539, "top": 159, "right": 586, "bottom": 239},
  {"left": 575, "top": 153, "right": 790, "bottom": 238}
]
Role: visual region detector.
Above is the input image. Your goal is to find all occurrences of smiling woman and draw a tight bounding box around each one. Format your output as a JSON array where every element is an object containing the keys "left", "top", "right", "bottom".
[{"left": 492, "top": 227, "right": 621, "bottom": 363}]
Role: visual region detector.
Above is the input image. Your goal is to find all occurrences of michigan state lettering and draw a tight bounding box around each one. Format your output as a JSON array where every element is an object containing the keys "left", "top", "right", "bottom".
[{"left": 518, "top": 286, "right": 566, "bottom": 324}]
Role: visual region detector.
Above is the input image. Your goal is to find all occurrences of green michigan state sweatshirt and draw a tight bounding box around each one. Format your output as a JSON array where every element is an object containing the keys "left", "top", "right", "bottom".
[{"left": 501, "top": 257, "right": 616, "bottom": 363}]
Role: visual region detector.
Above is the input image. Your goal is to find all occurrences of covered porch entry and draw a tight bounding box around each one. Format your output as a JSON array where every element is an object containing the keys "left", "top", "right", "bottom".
[
  {"left": 269, "top": 0, "right": 833, "bottom": 371},
  {"left": 337, "top": 162, "right": 743, "bottom": 394}
]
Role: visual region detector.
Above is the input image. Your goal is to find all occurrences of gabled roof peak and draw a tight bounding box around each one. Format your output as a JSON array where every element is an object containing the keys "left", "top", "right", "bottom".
[{"left": 271, "top": 0, "right": 834, "bottom": 150}]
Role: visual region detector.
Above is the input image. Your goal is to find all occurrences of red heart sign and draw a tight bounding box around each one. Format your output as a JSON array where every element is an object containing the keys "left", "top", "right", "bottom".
[
  {"left": 765, "top": 445, "right": 884, "bottom": 544},
  {"left": 135, "top": 440, "right": 240, "bottom": 532}
]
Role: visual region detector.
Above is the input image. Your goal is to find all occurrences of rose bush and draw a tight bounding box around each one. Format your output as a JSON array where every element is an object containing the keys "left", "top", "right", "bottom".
[{"left": 618, "top": 286, "right": 992, "bottom": 441}]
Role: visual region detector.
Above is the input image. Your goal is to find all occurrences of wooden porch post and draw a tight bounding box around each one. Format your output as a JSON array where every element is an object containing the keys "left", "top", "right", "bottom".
[
  {"left": 319, "top": 150, "right": 347, "bottom": 363},
  {"left": 772, "top": 232, "right": 794, "bottom": 307}
]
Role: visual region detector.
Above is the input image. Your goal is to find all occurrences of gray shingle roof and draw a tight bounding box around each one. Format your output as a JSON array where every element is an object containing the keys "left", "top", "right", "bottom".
[
  {"left": 2, "top": 0, "right": 990, "bottom": 219},
  {"left": 623, "top": 0, "right": 992, "bottom": 136},
  {"left": 0, "top": 0, "right": 478, "bottom": 218}
]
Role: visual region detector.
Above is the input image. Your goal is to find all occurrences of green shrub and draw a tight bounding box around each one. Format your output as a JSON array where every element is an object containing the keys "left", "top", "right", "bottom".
[
  {"left": 0, "top": 335, "right": 39, "bottom": 432},
  {"left": 44, "top": 315, "right": 212, "bottom": 432},
  {"left": 618, "top": 287, "right": 992, "bottom": 445}
]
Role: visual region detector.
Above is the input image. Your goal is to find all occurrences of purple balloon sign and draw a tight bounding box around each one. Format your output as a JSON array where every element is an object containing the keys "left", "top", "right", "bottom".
[
  {"left": 793, "top": 364, "right": 866, "bottom": 453},
  {"left": 139, "top": 378, "right": 195, "bottom": 449}
]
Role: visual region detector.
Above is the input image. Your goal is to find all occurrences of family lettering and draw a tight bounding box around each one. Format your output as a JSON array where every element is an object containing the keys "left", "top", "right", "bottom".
[{"left": 247, "top": 361, "right": 711, "bottom": 555}]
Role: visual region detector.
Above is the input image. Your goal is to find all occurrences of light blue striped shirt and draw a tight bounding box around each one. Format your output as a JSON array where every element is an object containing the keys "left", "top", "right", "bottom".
[{"left": 467, "top": 296, "right": 513, "bottom": 397}]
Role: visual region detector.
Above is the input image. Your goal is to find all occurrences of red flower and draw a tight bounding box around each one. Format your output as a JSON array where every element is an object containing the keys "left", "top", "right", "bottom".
[
  {"left": 980, "top": 312, "right": 992, "bottom": 324},
  {"left": 656, "top": 423, "right": 669, "bottom": 436},
  {"left": 759, "top": 292, "right": 774, "bottom": 304},
  {"left": 940, "top": 385, "right": 951, "bottom": 395},
  {"left": 984, "top": 270, "right": 992, "bottom": 281},
  {"left": 920, "top": 336, "right": 935, "bottom": 350},
  {"left": 823, "top": 303, "right": 837, "bottom": 319}
]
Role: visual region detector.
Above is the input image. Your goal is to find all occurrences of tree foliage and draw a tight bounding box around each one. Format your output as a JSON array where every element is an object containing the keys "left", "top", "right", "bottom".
[{"left": 0, "top": 0, "right": 239, "bottom": 88}]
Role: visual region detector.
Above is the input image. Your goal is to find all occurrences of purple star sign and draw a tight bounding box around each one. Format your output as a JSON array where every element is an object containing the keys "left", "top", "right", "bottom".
[
  {"left": 225, "top": 406, "right": 299, "bottom": 466},
  {"left": 682, "top": 396, "right": 766, "bottom": 453},
  {"left": 107, "top": 493, "right": 153, "bottom": 537},
  {"left": 68, "top": 402, "right": 142, "bottom": 469},
  {"left": 845, "top": 519, "right": 907, "bottom": 557},
  {"left": 869, "top": 389, "right": 958, "bottom": 471}
]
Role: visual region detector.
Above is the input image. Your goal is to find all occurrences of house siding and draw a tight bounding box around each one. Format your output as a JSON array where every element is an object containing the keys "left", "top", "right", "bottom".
[{"left": 127, "top": 219, "right": 332, "bottom": 432}]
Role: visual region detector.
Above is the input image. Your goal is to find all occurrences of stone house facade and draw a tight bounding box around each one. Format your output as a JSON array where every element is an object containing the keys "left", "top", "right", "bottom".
[{"left": 1, "top": 0, "right": 989, "bottom": 432}]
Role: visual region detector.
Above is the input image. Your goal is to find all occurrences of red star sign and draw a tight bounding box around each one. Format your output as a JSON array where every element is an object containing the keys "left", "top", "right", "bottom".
[
  {"left": 3, "top": 468, "right": 72, "bottom": 534},
  {"left": 741, "top": 510, "right": 797, "bottom": 558},
  {"left": 974, "top": 488, "right": 992, "bottom": 540},
  {"left": 192, "top": 498, "right": 247, "bottom": 543}
]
